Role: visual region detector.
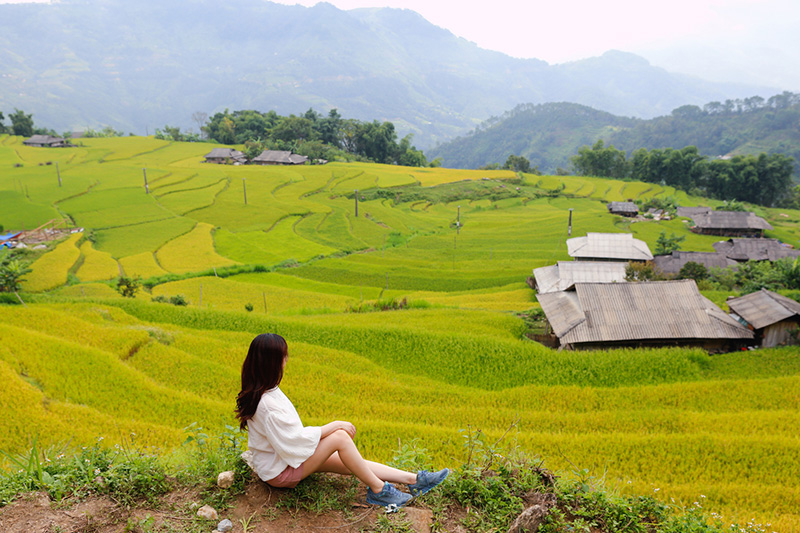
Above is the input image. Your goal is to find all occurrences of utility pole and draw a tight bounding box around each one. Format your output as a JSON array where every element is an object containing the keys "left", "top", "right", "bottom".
[
  {"left": 457, "top": 205, "right": 461, "bottom": 234},
  {"left": 568, "top": 208, "right": 573, "bottom": 237},
  {"left": 56, "top": 162, "right": 61, "bottom": 187},
  {"left": 243, "top": 178, "right": 247, "bottom": 205},
  {"left": 143, "top": 168, "right": 149, "bottom": 194},
  {"left": 355, "top": 189, "right": 358, "bottom": 217}
]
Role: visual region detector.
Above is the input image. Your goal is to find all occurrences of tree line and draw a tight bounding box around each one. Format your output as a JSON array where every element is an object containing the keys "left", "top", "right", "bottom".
[
  {"left": 571, "top": 140, "right": 795, "bottom": 207},
  {"left": 0, "top": 109, "right": 57, "bottom": 138},
  {"left": 157, "top": 108, "right": 437, "bottom": 167}
]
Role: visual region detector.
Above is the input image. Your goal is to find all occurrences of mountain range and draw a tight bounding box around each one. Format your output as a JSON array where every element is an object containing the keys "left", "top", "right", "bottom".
[
  {"left": 426, "top": 98, "right": 800, "bottom": 175},
  {"left": 0, "top": 0, "right": 777, "bottom": 148}
]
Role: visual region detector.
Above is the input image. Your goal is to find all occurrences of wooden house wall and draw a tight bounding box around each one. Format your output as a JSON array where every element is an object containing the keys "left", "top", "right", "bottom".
[{"left": 762, "top": 320, "right": 800, "bottom": 347}]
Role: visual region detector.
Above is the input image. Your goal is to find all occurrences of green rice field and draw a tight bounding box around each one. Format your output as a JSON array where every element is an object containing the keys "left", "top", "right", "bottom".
[{"left": 1, "top": 134, "right": 799, "bottom": 531}]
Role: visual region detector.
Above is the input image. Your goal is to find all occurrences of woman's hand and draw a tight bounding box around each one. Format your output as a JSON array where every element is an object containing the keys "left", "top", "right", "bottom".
[{"left": 321, "top": 421, "right": 356, "bottom": 439}]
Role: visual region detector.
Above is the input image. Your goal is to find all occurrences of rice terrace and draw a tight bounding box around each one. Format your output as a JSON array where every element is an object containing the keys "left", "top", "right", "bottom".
[{"left": 2, "top": 133, "right": 800, "bottom": 531}]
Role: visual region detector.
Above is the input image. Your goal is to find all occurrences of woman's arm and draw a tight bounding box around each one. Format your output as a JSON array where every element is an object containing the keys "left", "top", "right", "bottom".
[{"left": 319, "top": 421, "right": 356, "bottom": 439}]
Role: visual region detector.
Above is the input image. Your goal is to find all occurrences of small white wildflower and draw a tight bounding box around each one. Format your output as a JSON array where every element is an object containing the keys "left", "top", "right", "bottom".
[{"left": 654, "top": 488, "right": 660, "bottom": 492}]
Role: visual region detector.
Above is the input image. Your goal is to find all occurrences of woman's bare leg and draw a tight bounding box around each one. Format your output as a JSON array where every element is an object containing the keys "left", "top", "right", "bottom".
[
  {"left": 301, "top": 430, "right": 385, "bottom": 492},
  {"left": 318, "top": 453, "right": 416, "bottom": 485}
]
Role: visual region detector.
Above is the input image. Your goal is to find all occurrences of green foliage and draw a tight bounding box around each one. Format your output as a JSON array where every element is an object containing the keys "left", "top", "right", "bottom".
[
  {"left": 625, "top": 261, "right": 665, "bottom": 281},
  {"left": 9, "top": 108, "right": 34, "bottom": 137},
  {"left": 0, "top": 436, "right": 170, "bottom": 508},
  {"left": 116, "top": 276, "right": 140, "bottom": 298},
  {"left": 0, "top": 250, "right": 31, "bottom": 293},
  {"left": 656, "top": 231, "right": 686, "bottom": 255},
  {"left": 151, "top": 294, "right": 188, "bottom": 306},
  {"left": 572, "top": 139, "right": 628, "bottom": 179},
  {"left": 176, "top": 423, "right": 252, "bottom": 509},
  {"left": 679, "top": 261, "right": 709, "bottom": 282}
]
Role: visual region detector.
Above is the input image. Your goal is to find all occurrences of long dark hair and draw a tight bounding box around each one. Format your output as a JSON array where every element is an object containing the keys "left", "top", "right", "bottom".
[{"left": 235, "top": 333, "right": 288, "bottom": 430}]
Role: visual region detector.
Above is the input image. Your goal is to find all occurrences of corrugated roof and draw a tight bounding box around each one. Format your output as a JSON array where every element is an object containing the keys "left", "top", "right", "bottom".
[
  {"left": 677, "top": 206, "right": 711, "bottom": 218},
  {"left": 567, "top": 233, "right": 653, "bottom": 261},
  {"left": 23, "top": 134, "right": 66, "bottom": 145},
  {"left": 538, "top": 280, "right": 753, "bottom": 344},
  {"left": 712, "top": 238, "right": 800, "bottom": 261},
  {"left": 533, "top": 261, "right": 627, "bottom": 293},
  {"left": 653, "top": 251, "right": 737, "bottom": 275},
  {"left": 205, "top": 148, "right": 246, "bottom": 160},
  {"left": 727, "top": 289, "right": 800, "bottom": 330},
  {"left": 691, "top": 211, "right": 772, "bottom": 230},
  {"left": 607, "top": 201, "right": 638, "bottom": 213}
]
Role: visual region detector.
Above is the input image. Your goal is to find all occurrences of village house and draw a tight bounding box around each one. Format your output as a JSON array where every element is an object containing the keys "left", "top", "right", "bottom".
[
  {"left": 727, "top": 289, "right": 800, "bottom": 347},
  {"left": 685, "top": 209, "right": 772, "bottom": 237},
  {"left": 252, "top": 150, "right": 308, "bottom": 165},
  {"left": 537, "top": 280, "right": 753, "bottom": 351},
  {"left": 712, "top": 238, "right": 800, "bottom": 262},
  {"left": 22, "top": 134, "right": 69, "bottom": 147},
  {"left": 203, "top": 147, "right": 247, "bottom": 165},
  {"left": 566, "top": 233, "right": 653, "bottom": 262},
  {"left": 653, "top": 251, "right": 737, "bottom": 276},
  {"left": 531, "top": 261, "right": 627, "bottom": 294},
  {"left": 607, "top": 201, "right": 638, "bottom": 217}
]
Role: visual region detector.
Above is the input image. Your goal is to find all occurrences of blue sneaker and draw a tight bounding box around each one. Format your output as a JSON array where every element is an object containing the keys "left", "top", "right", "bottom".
[
  {"left": 366, "top": 482, "right": 412, "bottom": 508},
  {"left": 408, "top": 468, "right": 450, "bottom": 496}
]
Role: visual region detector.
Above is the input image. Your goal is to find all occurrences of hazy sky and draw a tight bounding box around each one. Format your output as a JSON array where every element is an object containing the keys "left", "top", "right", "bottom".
[
  {"left": 3, "top": 0, "right": 797, "bottom": 90},
  {"left": 269, "top": 0, "right": 800, "bottom": 91}
]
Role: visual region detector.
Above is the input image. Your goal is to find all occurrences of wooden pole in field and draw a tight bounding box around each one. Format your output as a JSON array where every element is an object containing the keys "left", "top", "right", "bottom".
[
  {"left": 56, "top": 162, "right": 61, "bottom": 187},
  {"left": 568, "top": 208, "right": 573, "bottom": 237},
  {"left": 457, "top": 205, "right": 461, "bottom": 234},
  {"left": 243, "top": 178, "right": 247, "bottom": 205},
  {"left": 263, "top": 292, "right": 267, "bottom": 313},
  {"left": 355, "top": 189, "right": 358, "bottom": 217},
  {"left": 143, "top": 168, "right": 149, "bottom": 194}
]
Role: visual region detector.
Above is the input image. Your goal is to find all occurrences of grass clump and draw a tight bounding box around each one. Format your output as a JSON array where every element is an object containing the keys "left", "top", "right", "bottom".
[{"left": 0, "top": 435, "right": 170, "bottom": 508}]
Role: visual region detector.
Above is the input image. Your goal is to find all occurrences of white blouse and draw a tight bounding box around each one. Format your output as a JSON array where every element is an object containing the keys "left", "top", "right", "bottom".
[{"left": 247, "top": 387, "right": 321, "bottom": 482}]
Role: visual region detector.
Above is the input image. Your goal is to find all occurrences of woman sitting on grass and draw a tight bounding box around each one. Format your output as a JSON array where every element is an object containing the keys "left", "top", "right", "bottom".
[{"left": 236, "top": 333, "right": 449, "bottom": 508}]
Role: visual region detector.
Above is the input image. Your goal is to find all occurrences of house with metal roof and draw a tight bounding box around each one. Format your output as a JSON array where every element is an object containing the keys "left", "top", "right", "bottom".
[
  {"left": 676, "top": 206, "right": 711, "bottom": 218},
  {"left": 566, "top": 233, "right": 653, "bottom": 262},
  {"left": 712, "top": 238, "right": 800, "bottom": 262},
  {"left": 688, "top": 211, "right": 772, "bottom": 237},
  {"left": 653, "top": 251, "right": 738, "bottom": 276},
  {"left": 252, "top": 150, "right": 308, "bottom": 165},
  {"left": 23, "top": 135, "right": 69, "bottom": 147},
  {"left": 607, "top": 201, "right": 638, "bottom": 217},
  {"left": 532, "top": 261, "right": 627, "bottom": 294},
  {"left": 727, "top": 289, "right": 800, "bottom": 347},
  {"left": 204, "top": 147, "right": 247, "bottom": 165},
  {"left": 537, "top": 280, "right": 753, "bottom": 350}
]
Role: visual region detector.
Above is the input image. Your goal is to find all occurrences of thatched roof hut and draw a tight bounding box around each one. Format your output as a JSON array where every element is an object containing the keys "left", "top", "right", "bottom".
[
  {"left": 532, "top": 261, "right": 627, "bottom": 294},
  {"left": 567, "top": 233, "right": 653, "bottom": 262},
  {"left": 727, "top": 289, "right": 800, "bottom": 347},
  {"left": 537, "top": 280, "right": 753, "bottom": 350}
]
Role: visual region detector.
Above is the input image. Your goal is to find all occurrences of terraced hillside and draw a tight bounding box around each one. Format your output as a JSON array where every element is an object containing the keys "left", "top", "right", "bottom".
[{"left": 2, "top": 134, "right": 800, "bottom": 531}]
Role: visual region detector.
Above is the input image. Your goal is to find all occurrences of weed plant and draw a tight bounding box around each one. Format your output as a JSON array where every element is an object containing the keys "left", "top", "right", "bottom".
[{"left": 0, "top": 435, "right": 169, "bottom": 508}]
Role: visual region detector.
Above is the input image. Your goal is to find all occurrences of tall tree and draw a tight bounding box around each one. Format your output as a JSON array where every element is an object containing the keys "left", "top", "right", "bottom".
[{"left": 9, "top": 108, "right": 34, "bottom": 137}]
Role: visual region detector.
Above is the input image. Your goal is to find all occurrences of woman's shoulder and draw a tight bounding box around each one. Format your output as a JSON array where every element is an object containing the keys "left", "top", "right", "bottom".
[{"left": 257, "top": 387, "right": 290, "bottom": 411}]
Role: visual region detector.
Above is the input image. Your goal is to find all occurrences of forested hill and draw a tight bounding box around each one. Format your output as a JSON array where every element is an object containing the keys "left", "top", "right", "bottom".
[
  {"left": 427, "top": 94, "right": 800, "bottom": 174},
  {"left": 0, "top": 0, "right": 774, "bottom": 148}
]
